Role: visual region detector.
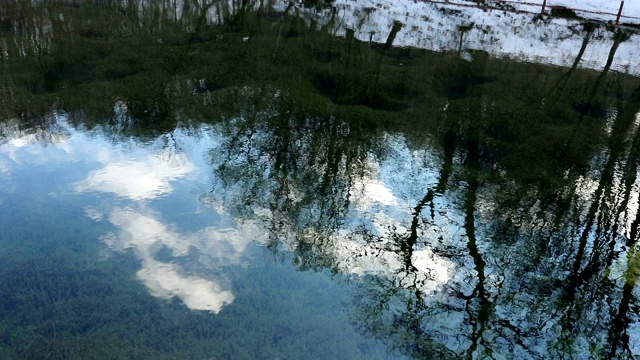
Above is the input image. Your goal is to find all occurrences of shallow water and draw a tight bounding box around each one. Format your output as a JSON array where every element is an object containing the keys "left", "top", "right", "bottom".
[
  {"left": 1, "top": 1, "right": 640, "bottom": 359},
  {"left": 0, "top": 117, "right": 405, "bottom": 359}
]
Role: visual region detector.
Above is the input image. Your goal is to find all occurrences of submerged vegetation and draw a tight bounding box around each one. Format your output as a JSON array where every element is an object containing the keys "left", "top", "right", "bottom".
[{"left": 1, "top": 0, "right": 640, "bottom": 359}]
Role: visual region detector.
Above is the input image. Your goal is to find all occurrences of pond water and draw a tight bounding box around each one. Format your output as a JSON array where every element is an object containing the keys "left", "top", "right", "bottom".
[{"left": 1, "top": 1, "right": 640, "bottom": 359}]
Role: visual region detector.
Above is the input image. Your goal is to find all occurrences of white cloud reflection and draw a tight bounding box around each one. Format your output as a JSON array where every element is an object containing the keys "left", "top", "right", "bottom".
[
  {"left": 137, "top": 260, "right": 234, "bottom": 313},
  {"left": 76, "top": 154, "right": 195, "bottom": 201},
  {"left": 2, "top": 113, "right": 233, "bottom": 312},
  {"left": 0, "top": 116, "right": 73, "bottom": 169},
  {"left": 3, "top": 111, "right": 459, "bottom": 314},
  {"left": 0, "top": 159, "right": 9, "bottom": 174},
  {"left": 72, "top": 128, "right": 247, "bottom": 313},
  {"left": 101, "top": 207, "right": 238, "bottom": 313}
]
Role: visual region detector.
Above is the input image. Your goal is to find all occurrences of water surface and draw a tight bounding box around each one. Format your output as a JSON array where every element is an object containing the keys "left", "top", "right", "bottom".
[{"left": 1, "top": 1, "right": 640, "bottom": 359}]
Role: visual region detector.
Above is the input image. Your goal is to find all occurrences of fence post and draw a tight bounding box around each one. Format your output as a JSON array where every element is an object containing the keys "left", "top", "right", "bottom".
[
  {"left": 616, "top": 1, "right": 625, "bottom": 25},
  {"left": 541, "top": 0, "right": 547, "bottom": 14}
]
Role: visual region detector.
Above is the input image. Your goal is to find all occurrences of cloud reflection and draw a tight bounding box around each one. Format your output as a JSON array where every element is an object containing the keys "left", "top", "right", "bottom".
[
  {"left": 1, "top": 113, "right": 240, "bottom": 313},
  {"left": 76, "top": 154, "right": 195, "bottom": 201},
  {"left": 67, "top": 121, "right": 242, "bottom": 313},
  {"left": 101, "top": 207, "right": 240, "bottom": 313},
  {"left": 137, "top": 260, "right": 234, "bottom": 313},
  {"left": 3, "top": 111, "right": 458, "bottom": 315}
]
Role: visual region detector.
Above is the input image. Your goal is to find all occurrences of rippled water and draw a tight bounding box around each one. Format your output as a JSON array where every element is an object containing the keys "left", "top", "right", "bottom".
[{"left": 1, "top": 1, "right": 640, "bottom": 359}]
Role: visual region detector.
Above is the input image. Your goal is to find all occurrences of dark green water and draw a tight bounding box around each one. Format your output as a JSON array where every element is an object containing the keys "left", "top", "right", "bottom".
[{"left": 1, "top": 1, "right": 640, "bottom": 359}]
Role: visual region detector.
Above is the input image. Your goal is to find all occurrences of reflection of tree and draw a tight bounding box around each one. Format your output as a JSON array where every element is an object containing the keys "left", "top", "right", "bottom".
[
  {"left": 610, "top": 123, "right": 640, "bottom": 359},
  {"left": 207, "top": 89, "right": 373, "bottom": 270},
  {"left": 550, "top": 22, "right": 597, "bottom": 95},
  {"left": 461, "top": 138, "right": 493, "bottom": 359},
  {"left": 351, "top": 274, "right": 459, "bottom": 359},
  {"left": 197, "top": 39, "right": 640, "bottom": 355},
  {"left": 0, "top": 113, "right": 70, "bottom": 146}
]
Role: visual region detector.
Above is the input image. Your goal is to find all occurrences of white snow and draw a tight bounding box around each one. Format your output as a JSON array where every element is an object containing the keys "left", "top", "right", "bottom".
[
  {"left": 405, "top": 1, "right": 640, "bottom": 24},
  {"left": 286, "top": 0, "right": 640, "bottom": 75},
  {"left": 493, "top": 0, "right": 640, "bottom": 23}
]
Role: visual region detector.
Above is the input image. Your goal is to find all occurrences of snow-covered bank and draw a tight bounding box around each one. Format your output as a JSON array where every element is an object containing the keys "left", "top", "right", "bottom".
[
  {"left": 490, "top": 0, "right": 640, "bottom": 24},
  {"left": 288, "top": 0, "right": 640, "bottom": 76},
  {"left": 397, "top": 1, "right": 640, "bottom": 25}
]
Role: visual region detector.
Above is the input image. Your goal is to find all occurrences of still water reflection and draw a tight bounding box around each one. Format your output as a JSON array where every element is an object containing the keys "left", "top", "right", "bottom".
[
  {"left": 0, "top": 115, "right": 400, "bottom": 359},
  {"left": 1, "top": 0, "right": 640, "bottom": 359}
]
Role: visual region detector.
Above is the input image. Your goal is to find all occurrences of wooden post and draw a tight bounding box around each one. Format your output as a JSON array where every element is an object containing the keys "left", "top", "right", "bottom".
[
  {"left": 616, "top": 1, "right": 625, "bottom": 25},
  {"left": 476, "top": 0, "right": 481, "bottom": 6},
  {"left": 541, "top": 0, "right": 547, "bottom": 14}
]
